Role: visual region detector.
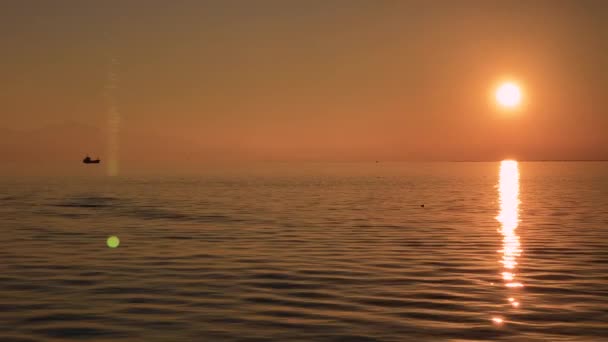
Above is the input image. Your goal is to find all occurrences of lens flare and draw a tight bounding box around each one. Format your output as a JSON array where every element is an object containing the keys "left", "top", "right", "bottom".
[
  {"left": 107, "top": 235, "right": 120, "bottom": 248},
  {"left": 105, "top": 56, "right": 120, "bottom": 177}
]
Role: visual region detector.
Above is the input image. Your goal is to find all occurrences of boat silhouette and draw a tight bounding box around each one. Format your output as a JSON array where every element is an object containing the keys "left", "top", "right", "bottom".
[{"left": 83, "top": 155, "right": 101, "bottom": 164}]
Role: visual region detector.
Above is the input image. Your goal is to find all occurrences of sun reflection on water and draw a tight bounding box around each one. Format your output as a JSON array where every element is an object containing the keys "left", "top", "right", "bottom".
[{"left": 494, "top": 160, "right": 523, "bottom": 324}]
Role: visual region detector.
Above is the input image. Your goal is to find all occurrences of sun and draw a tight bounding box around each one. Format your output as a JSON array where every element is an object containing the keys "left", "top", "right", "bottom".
[
  {"left": 496, "top": 82, "right": 522, "bottom": 108},
  {"left": 496, "top": 82, "right": 521, "bottom": 108}
]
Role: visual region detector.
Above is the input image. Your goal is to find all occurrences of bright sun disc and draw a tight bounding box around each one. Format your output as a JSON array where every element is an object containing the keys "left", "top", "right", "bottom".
[{"left": 496, "top": 82, "right": 522, "bottom": 108}]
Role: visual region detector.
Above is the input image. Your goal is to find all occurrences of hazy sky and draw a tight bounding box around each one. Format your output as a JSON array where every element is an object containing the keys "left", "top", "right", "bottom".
[{"left": 1, "top": 0, "right": 607, "bottom": 173}]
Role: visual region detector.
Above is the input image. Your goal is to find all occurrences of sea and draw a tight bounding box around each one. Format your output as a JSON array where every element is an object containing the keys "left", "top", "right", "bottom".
[{"left": 1, "top": 161, "right": 607, "bottom": 341}]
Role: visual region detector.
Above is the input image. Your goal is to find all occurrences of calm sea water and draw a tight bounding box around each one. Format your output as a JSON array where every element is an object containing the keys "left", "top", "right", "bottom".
[{"left": 1, "top": 162, "right": 608, "bottom": 341}]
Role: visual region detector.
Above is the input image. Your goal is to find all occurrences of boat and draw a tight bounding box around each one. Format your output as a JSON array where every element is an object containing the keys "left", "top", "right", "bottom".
[{"left": 83, "top": 155, "right": 101, "bottom": 164}]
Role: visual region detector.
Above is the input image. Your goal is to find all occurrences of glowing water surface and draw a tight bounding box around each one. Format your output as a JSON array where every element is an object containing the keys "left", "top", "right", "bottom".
[
  {"left": 495, "top": 160, "right": 523, "bottom": 324},
  {"left": 3, "top": 162, "right": 608, "bottom": 341}
]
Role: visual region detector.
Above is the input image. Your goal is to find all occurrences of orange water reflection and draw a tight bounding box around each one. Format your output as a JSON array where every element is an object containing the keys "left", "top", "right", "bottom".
[{"left": 494, "top": 160, "right": 523, "bottom": 324}]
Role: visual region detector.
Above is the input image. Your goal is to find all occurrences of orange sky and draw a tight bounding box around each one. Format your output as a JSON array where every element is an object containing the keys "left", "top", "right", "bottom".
[{"left": 1, "top": 1, "right": 607, "bottom": 174}]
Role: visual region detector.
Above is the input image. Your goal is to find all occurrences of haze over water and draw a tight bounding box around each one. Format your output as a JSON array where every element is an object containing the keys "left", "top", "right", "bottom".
[{"left": 2, "top": 161, "right": 608, "bottom": 341}]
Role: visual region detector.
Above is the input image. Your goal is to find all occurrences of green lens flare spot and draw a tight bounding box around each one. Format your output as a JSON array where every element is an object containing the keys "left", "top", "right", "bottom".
[{"left": 107, "top": 235, "right": 120, "bottom": 248}]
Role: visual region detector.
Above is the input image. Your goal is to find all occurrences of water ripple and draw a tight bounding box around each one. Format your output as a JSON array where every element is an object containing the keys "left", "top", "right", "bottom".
[{"left": 1, "top": 162, "right": 608, "bottom": 341}]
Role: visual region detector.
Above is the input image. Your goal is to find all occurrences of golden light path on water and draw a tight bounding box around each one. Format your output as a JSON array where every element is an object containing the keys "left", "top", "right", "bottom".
[{"left": 493, "top": 160, "right": 522, "bottom": 325}]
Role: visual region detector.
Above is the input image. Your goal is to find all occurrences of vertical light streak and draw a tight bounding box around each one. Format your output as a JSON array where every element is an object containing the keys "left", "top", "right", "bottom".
[
  {"left": 105, "top": 56, "right": 120, "bottom": 176},
  {"left": 493, "top": 160, "right": 523, "bottom": 324}
]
